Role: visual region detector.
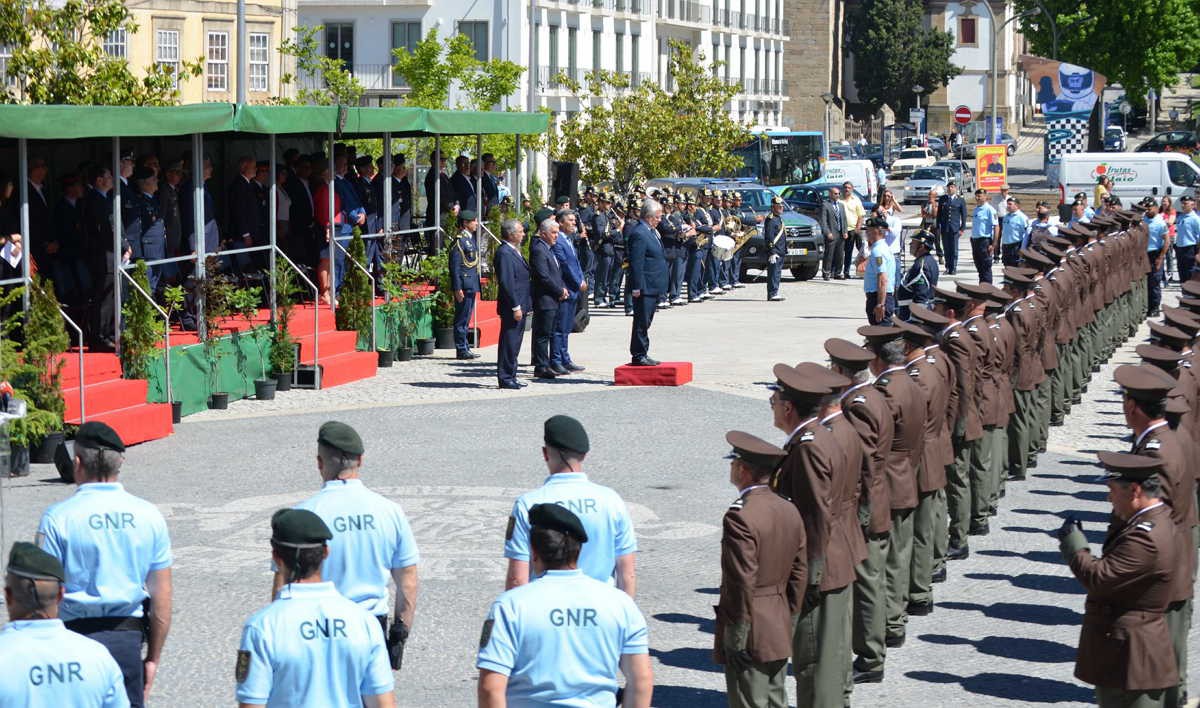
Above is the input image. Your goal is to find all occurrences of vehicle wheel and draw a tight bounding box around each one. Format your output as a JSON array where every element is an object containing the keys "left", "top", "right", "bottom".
[
  {"left": 739, "top": 263, "right": 752, "bottom": 283},
  {"left": 790, "top": 263, "right": 819, "bottom": 281},
  {"left": 1007, "top": 144, "right": 1016, "bottom": 155}
]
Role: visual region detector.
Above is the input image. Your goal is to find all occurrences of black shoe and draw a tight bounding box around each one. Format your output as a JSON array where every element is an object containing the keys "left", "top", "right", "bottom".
[
  {"left": 931, "top": 568, "right": 947, "bottom": 583},
  {"left": 885, "top": 634, "right": 906, "bottom": 648},
  {"left": 457, "top": 351, "right": 480, "bottom": 360},
  {"left": 1071, "top": 396, "right": 1082, "bottom": 405},
  {"left": 998, "top": 488, "right": 1006, "bottom": 498},
  {"left": 1038, "top": 445, "right": 1047, "bottom": 454},
  {"left": 969, "top": 522, "right": 989, "bottom": 536},
  {"left": 1050, "top": 417, "right": 1065, "bottom": 427},
  {"left": 550, "top": 364, "right": 570, "bottom": 375},
  {"left": 834, "top": 274, "right": 845, "bottom": 280},
  {"left": 907, "top": 601, "right": 933, "bottom": 616},
  {"left": 823, "top": 273, "right": 831, "bottom": 281},
  {"left": 630, "top": 357, "right": 660, "bottom": 366},
  {"left": 1008, "top": 472, "right": 1026, "bottom": 481},
  {"left": 947, "top": 545, "right": 970, "bottom": 561},
  {"left": 566, "top": 363, "right": 586, "bottom": 372},
  {"left": 499, "top": 381, "right": 522, "bottom": 390},
  {"left": 852, "top": 667, "right": 884, "bottom": 684},
  {"left": 1027, "top": 457, "right": 1038, "bottom": 469},
  {"left": 533, "top": 368, "right": 558, "bottom": 379}
]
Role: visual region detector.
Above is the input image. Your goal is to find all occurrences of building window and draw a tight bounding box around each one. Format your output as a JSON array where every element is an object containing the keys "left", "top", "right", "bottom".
[
  {"left": 248, "top": 32, "right": 269, "bottom": 92},
  {"left": 958, "top": 17, "right": 978, "bottom": 46},
  {"left": 458, "top": 21, "right": 488, "bottom": 62},
  {"left": 206, "top": 31, "right": 229, "bottom": 91},
  {"left": 325, "top": 23, "right": 354, "bottom": 69},
  {"left": 391, "top": 21, "right": 421, "bottom": 87},
  {"left": 592, "top": 29, "right": 602, "bottom": 73},
  {"left": 104, "top": 29, "right": 127, "bottom": 58},
  {"left": 615, "top": 31, "right": 624, "bottom": 74},
  {"left": 156, "top": 30, "right": 180, "bottom": 87},
  {"left": 631, "top": 34, "right": 639, "bottom": 85},
  {"left": 548, "top": 25, "right": 559, "bottom": 84},
  {"left": 568, "top": 27, "right": 577, "bottom": 81},
  {"left": 0, "top": 45, "right": 13, "bottom": 87}
]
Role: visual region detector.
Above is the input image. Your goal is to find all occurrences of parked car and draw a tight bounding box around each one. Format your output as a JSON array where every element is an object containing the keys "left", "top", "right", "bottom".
[
  {"left": 927, "top": 136, "right": 949, "bottom": 158},
  {"left": 860, "top": 143, "right": 885, "bottom": 168},
  {"left": 960, "top": 133, "right": 1018, "bottom": 157},
  {"left": 933, "top": 159, "right": 974, "bottom": 192},
  {"left": 779, "top": 182, "right": 877, "bottom": 220},
  {"left": 1135, "top": 130, "right": 1197, "bottom": 153},
  {"left": 903, "top": 167, "right": 951, "bottom": 204},
  {"left": 1104, "top": 126, "right": 1126, "bottom": 152},
  {"left": 889, "top": 147, "right": 937, "bottom": 178},
  {"left": 829, "top": 144, "right": 855, "bottom": 161}
]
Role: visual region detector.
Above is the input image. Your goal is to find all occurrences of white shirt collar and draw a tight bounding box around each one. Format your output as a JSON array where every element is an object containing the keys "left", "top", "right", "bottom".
[
  {"left": 820, "top": 409, "right": 843, "bottom": 424},
  {"left": 787, "top": 416, "right": 819, "bottom": 443},
  {"left": 1134, "top": 420, "right": 1170, "bottom": 448}
]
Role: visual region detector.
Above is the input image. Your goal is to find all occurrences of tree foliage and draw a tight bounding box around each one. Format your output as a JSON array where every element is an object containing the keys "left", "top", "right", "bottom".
[
  {"left": 846, "top": 0, "right": 960, "bottom": 115},
  {"left": 1015, "top": 0, "right": 1200, "bottom": 101},
  {"left": 555, "top": 41, "right": 747, "bottom": 192},
  {"left": 0, "top": 0, "right": 201, "bottom": 105},
  {"left": 277, "top": 25, "right": 365, "bottom": 106}
]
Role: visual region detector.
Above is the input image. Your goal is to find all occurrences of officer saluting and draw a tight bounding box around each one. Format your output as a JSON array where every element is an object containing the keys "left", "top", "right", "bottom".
[
  {"left": 0, "top": 542, "right": 128, "bottom": 707},
  {"left": 715, "top": 431, "right": 807, "bottom": 708},
  {"left": 238, "top": 509, "right": 395, "bottom": 708},
  {"left": 36, "top": 422, "right": 172, "bottom": 708},
  {"left": 278, "top": 422, "right": 420, "bottom": 671},
  {"left": 505, "top": 415, "right": 637, "bottom": 594},
  {"left": 1058, "top": 452, "right": 1180, "bottom": 708},
  {"left": 478, "top": 504, "right": 653, "bottom": 707},
  {"left": 764, "top": 196, "right": 787, "bottom": 302}
]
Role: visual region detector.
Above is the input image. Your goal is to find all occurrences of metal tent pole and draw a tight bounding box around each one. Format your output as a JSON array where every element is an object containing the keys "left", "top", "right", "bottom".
[
  {"left": 382, "top": 133, "right": 393, "bottom": 250},
  {"left": 269, "top": 133, "right": 277, "bottom": 325},
  {"left": 192, "top": 134, "right": 207, "bottom": 341},
  {"left": 475, "top": 134, "right": 484, "bottom": 216},
  {"left": 17, "top": 139, "right": 29, "bottom": 312},
  {"left": 328, "top": 133, "right": 337, "bottom": 312},
  {"left": 515, "top": 134, "right": 522, "bottom": 216},
  {"left": 112, "top": 138, "right": 123, "bottom": 352},
  {"left": 236, "top": 0, "right": 248, "bottom": 105},
  {"left": 473, "top": 134, "right": 483, "bottom": 348},
  {"left": 433, "top": 135, "right": 442, "bottom": 254}
]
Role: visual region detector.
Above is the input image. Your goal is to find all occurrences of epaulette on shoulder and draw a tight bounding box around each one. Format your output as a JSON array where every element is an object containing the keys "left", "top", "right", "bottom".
[
  {"left": 907, "top": 367, "right": 920, "bottom": 377},
  {"left": 728, "top": 497, "right": 745, "bottom": 511},
  {"left": 1135, "top": 521, "right": 1154, "bottom": 532},
  {"left": 967, "top": 325, "right": 979, "bottom": 332},
  {"left": 875, "top": 376, "right": 890, "bottom": 387},
  {"left": 1145, "top": 438, "right": 1162, "bottom": 450},
  {"left": 1012, "top": 305, "right": 1022, "bottom": 313},
  {"left": 851, "top": 394, "right": 867, "bottom": 404},
  {"left": 926, "top": 355, "right": 936, "bottom": 363},
  {"left": 799, "top": 431, "right": 816, "bottom": 443},
  {"left": 948, "top": 331, "right": 961, "bottom": 339}
]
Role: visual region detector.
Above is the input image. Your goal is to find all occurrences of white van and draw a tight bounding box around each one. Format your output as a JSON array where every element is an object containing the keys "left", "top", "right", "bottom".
[
  {"left": 1057, "top": 152, "right": 1200, "bottom": 206},
  {"left": 820, "top": 159, "right": 879, "bottom": 201}
]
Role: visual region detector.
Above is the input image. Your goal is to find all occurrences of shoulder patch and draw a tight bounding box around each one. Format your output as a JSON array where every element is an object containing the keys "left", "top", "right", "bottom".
[
  {"left": 1012, "top": 305, "right": 1022, "bottom": 313},
  {"left": 1136, "top": 521, "right": 1154, "bottom": 532},
  {"left": 907, "top": 367, "right": 920, "bottom": 377},
  {"left": 799, "top": 431, "right": 815, "bottom": 443},
  {"left": 967, "top": 325, "right": 979, "bottom": 333},
  {"left": 729, "top": 497, "right": 745, "bottom": 511},
  {"left": 505, "top": 516, "right": 516, "bottom": 540},
  {"left": 852, "top": 395, "right": 867, "bottom": 404},
  {"left": 876, "top": 376, "right": 890, "bottom": 386},
  {"left": 1146, "top": 439, "right": 1162, "bottom": 451},
  {"left": 926, "top": 356, "right": 936, "bottom": 363},
  {"left": 235, "top": 650, "right": 250, "bottom": 683},
  {"left": 948, "top": 331, "right": 961, "bottom": 339},
  {"left": 479, "top": 619, "right": 495, "bottom": 649}
]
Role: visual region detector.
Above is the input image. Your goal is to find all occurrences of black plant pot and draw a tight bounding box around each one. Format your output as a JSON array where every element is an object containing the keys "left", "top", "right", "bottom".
[
  {"left": 9, "top": 444, "right": 29, "bottom": 477},
  {"left": 30, "top": 431, "right": 65, "bottom": 464},
  {"left": 275, "top": 371, "right": 293, "bottom": 392},
  {"left": 54, "top": 440, "right": 74, "bottom": 483},
  {"left": 208, "top": 392, "right": 229, "bottom": 410},
  {"left": 396, "top": 347, "right": 414, "bottom": 362},
  {"left": 416, "top": 338, "right": 436, "bottom": 356},
  {"left": 255, "top": 379, "right": 277, "bottom": 401},
  {"left": 171, "top": 401, "right": 183, "bottom": 424},
  {"left": 434, "top": 326, "right": 456, "bottom": 349},
  {"left": 377, "top": 349, "right": 394, "bottom": 367}
]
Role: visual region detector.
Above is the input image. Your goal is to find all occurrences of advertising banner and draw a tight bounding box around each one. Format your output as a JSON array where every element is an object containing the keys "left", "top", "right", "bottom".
[
  {"left": 975, "top": 145, "right": 1008, "bottom": 191},
  {"left": 1020, "top": 54, "right": 1107, "bottom": 179}
]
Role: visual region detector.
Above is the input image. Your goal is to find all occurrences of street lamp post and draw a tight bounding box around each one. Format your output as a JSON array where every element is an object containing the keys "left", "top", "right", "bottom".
[
  {"left": 965, "top": 0, "right": 1038, "bottom": 144},
  {"left": 821, "top": 92, "right": 835, "bottom": 153},
  {"left": 913, "top": 84, "right": 925, "bottom": 141}
]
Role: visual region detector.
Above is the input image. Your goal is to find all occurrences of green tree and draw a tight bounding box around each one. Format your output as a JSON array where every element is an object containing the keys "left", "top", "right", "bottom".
[
  {"left": 846, "top": 0, "right": 960, "bottom": 115},
  {"left": 276, "top": 25, "right": 365, "bottom": 106},
  {"left": 335, "top": 229, "right": 374, "bottom": 348},
  {"left": 1016, "top": 0, "right": 1200, "bottom": 101},
  {"left": 0, "top": 0, "right": 201, "bottom": 105}
]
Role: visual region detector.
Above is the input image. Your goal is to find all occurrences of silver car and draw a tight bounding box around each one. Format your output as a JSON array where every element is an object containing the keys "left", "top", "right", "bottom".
[
  {"left": 933, "top": 159, "right": 974, "bottom": 192},
  {"left": 903, "top": 167, "right": 951, "bottom": 204}
]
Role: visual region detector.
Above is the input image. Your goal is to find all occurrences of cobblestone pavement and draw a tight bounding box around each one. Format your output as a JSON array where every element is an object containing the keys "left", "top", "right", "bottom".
[{"left": 0, "top": 254, "right": 1196, "bottom": 707}]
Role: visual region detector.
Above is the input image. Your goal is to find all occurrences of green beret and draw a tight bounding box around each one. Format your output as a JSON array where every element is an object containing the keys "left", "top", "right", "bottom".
[
  {"left": 318, "top": 421, "right": 363, "bottom": 456},
  {"left": 555, "top": 195, "right": 571, "bottom": 205},
  {"left": 7, "top": 541, "right": 64, "bottom": 582},
  {"left": 271, "top": 508, "right": 332, "bottom": 547},
  {"left": 459, "top": 209, "right": 477, "bottom": 221},
  {"left": 544, "top": 415, "right": 589, "bottom": 454},
  {"left": 74, "top": 421, "right": 125, "bottom": 453},
  {"left": 534, "top": 208, "right": 555, "bottom": 224},
  {"left": 529, "top": 503, "right": 588, "bottom": 542}
]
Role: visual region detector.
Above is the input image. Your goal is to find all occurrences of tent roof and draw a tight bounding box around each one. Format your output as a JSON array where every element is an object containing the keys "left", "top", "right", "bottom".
[{"left": 0, "top": 103, "right": 235, "bottom": 139}]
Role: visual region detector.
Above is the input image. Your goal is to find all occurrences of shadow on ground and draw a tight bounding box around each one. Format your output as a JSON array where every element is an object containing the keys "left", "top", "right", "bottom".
[
  {"left": 938, "top": 600, "right": 1082, "bottom": 626},
  {"left": 920, "top": 633, "right": 1076, "bottom": 663},
  {"left": 906, "top": 670, "right": 1092, "bottom": 703}
]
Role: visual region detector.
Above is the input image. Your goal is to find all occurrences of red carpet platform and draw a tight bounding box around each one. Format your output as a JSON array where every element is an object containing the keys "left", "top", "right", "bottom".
[
  {"left": 474, "top": 297, "right": 501, "bottom": 348},
  {"left": 61, "top": 352, "right": 174, "bottom": 446},
  {"left": 613, "top": 362, "right": 693, "bottom": 387}
]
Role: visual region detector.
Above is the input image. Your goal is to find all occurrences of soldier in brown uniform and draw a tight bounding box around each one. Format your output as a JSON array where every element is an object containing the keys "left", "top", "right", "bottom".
[
  {"left": 1002, "top": 268, "right": 1044, "bottom": 481},
  {"left": 1035, "top": 241, "right": 1078, "bottom": 426},
  {"left": 909, "top": 306, "right": 956, "bottom": 583},
  {"left": 957, "top": 282, "right": 1002, "bottom": 536},
  {"left": 1115, "top": 365, "right": 1197, "bottom": 708},
  {"left": 824, "top": 339, "right": 894, "bottom": 685},
  {"left": 766, "top": 363, "right": 850, "bottom": 707},
  {"left": 932, "top": 287, "right": 981, "bottom": 559},
  {"left": 1058, "top": 452, "right": 1179, "bottom": 708},
  {"left": 715, "top": 431, "right": 808, "bottom": 708},
  {"left": 1022, "top": 247, "right": 1061, "bottom": 461},
  {"left": 980, "top": 285, "right": 1016, "bottom": 512},
  {"left": 857, "top": 325, "right": 926, "bottom": 650},
  {"left": 1138, "top": 343, "right": 1200, "bottom": 448}
]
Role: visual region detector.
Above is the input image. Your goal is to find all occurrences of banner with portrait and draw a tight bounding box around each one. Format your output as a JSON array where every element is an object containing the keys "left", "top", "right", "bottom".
[{"left": 1020, "top": 55, "right": 1107, "bottom": 180}]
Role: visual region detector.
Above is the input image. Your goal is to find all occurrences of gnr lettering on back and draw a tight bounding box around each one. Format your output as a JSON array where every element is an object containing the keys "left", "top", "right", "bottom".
[
  {"left": 556, "top": 499, "right": 597, "bottom": 515},
  {"left": 299, "top": 618, "right": 348, "bottom": 640},
  {"left": 29, "top": 662, "right": 83, "bottom": 686},
  {"left": 333, "top": 515, "right": 376, "bottom": 532},
  {"left": 549, "top": 608, "right": 598, "bottom": 627},
  {"left": 87, "top": 513, "right": 135, "bottom": 530}
]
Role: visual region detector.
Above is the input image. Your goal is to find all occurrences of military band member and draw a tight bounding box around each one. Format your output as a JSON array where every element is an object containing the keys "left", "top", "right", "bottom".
[
  {"left": 764, "top": 196, "right": 787, "bottom": 302},
  {"left": 731, "top": 191, "right": 759, "bottom": 289},
  {"left": 129, "top": 166, "right": 167, "bottom": 292},
  {"left": 706, "top": 190, "right": 726, "bottom": 295},
  {"left": 479, "top": 504, "right": 653, "bottom": 707},
  {"left": 449, "top": 210, "right": 482, "bottom": 359},
  {"left": 689, "top": 191, "right": 715, "bottom": 303},
  {"left": 237, "top": 509, "right": 395, "bottom": 708},
  {"left": 505, "top": 416, "right": 637, "bottom": 595},
  {"left": 656, "top": 196, "right": 682, "bottom": 309},
  {"left": 0, "top": 542, "right": 128, "bottom": 708},
  {"left": 896, "top": 229, "right": 939, "bottom": 321},
  {"left": 1058, "top": 452, "right": 1179, "bottom": 708},
  {"left": 715, "top": 431, "right": 807, "bottom": 708}
]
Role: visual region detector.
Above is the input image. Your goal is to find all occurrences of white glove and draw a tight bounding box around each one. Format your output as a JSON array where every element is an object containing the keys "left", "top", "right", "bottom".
[{"left": 768, "top": 254, "right": 780, "bottom": 264}]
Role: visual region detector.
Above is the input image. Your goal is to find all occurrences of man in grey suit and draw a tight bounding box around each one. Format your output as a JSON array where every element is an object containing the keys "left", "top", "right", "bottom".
[{"left": 820, "top": 186, "right": 848, "bottom": 281}]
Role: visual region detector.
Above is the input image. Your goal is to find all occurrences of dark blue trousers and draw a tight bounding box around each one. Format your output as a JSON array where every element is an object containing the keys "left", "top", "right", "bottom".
[
  {"left": 453, "top": 290, "right": 477, "bottom": 353},
  {"left": 594, "top": 252, "right": 614, "bottom": 304},
  {"left": 1148, "top": 249, "right": 1164, "bottom": 314},
  {"left": 668, "top": 254, "right": 687, "bottom": 301},
  {"left": 551, "top": 295, "right": 577, "bottom": 366},
  {"left": 940, "top": 230, "right": 960, "bottom": 273},
  {"left": 497, "top": 313, "right": 525, "bottom": 385},
  {"left": 1001, "top": 242, "right": 1021, "bottom": 267},
  {"left": 532, "top": 307, "right": 557, "bottom": 370},
  {"left": 75, "top": 627, "right": 144, "bottom": 708},
  {"left": 767, "top": 259, "right": 783, "bottom": 299},
  {"left": 686, "top": 247, "right": 705, "bottom": 300},
  {"left": 1176, "top": 244, "right": 1197, "bottom": 284},
  {"left": 630, "top": 294, "right": 657, "bottom": 361},
  {"left": 970, "top": 237, "right": 993, "bottom": 284},
  {"left": 866, "top": 291, "right": 896, "bottom": 325},
  {"left": 730, "top": 249, "right": 745, "bottom": 286}
]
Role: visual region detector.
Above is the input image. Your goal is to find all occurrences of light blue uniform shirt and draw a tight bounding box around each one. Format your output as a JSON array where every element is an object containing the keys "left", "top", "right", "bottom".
[
  {"left": 1145, "top": 214, "right": 1168, "bottom": 251},
  {"left": 1068, "top": 213, "right": 1091, "bottom": 228},
  {"left": 1175, "top": 210, "right": 1200, "bottom": 248},
  {"left": 236, "top": 582, "right": 394, "bottom": 707},
  {"left": 971, "top": 202, "right": 998, "bottom": 240},
  {"left": 1023, "top": 219, "right": 1057, "bottom": 249},
  {"left": 476, "top": 569, "right": 649, "bottom": 706},
  {"left": 864, "top": 239, "right": 895, "bottom": 294},
  {"left": 1001, "top": 210, "right": 1030, "bottom": 245},
  {"left": 505, "top": 473, "right": 636, "bottom": 584},
  {"left": 0, "top": 619, "right": 128, "bottom": 708},
  {"left": 295, "top": 479, "right": 420, "bottom": 617},
  {"left": 36, "top": 483, "right": 172, "bottom": 620}
]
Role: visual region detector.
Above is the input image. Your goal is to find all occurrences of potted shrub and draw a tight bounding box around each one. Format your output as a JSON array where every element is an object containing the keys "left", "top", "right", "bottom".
[
  {"left": 22, "top": 275, "right": 69, "bottom": 463},
  {"left": 418, "top": 251, "right": 456, "bottom": 349},
  {"left": 10, "top": 407, "right": 58, "bottom": 477},
  {"left": 200, "top": 261, "right": 234, "bottom": 409},
  {"left": 381, "top": 263, "right": 421, "bottom": 362},
  {"left": 335, "top": 228, "right": 374, "bottom": 351},
  {"left": 227, "top": 285, "right": 273, "bottom": 401},
  {"left": 119, "top": 262, "right": 159, "bottom": 382},
  {"left": 270, "top": 261, "right": 300, "bottom": 391},
  {"left": 162, "top": 284, "right": 186, "bottom": 422}
]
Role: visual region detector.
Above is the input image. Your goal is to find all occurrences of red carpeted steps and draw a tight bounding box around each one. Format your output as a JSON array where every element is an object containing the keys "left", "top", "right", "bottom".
[
  {"left": 614, "top": 361, "right": 694, "bottom": 386},
  {"left": 288, "top": 303, "right": 377, "bottom": 389},
  {"left": 59, "top": 352, "right": 174, "bottom": 446}
]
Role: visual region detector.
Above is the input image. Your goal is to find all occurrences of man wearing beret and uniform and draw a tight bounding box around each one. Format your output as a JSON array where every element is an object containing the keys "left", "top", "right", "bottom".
[
  {"left": 237, "top": 509, "right": 395, "bottom": 708},
  {"left": 859, "top": 216, "right": 896, "bottom": 325},
  {"left": 932, "top": 287, "right": 980, "bottom": 561},
  {"left": 824, "top": 338, "right": 894, "bottom": 686},
  {"left": 0, "top": 542, "right": 128, "bottom": 707},
  {"left": 715, "top": 431, "right": 808, "bottom": 708},
  {"left": 505, "top": 415, "right": 637, "bottom": 595},
  {"left": 279, "top": 422, "right": 419, "bottom": 673},
  {"left": 766, "top": 363, "right": 845, "bottom": 706},
  {"left": 764, "top": 196, "right": 787, "bottom": 302},
  {"left": 1115, "top": 365, "right": 1197, "bottom": 707},
  {"left": 36, "top": 422, "right": 172, "bottom": 708},
  {"left": 479, "top": 504, "right": 653, "bottom": 707},
  {"left": 1058, "top": 452, "right": 1179, "bottom": 708}
]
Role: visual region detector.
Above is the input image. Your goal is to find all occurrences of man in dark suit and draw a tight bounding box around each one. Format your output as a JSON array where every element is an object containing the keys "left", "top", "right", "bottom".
[
  {"left": 529, "top": 212, "right": 569, "bottom": 379},
  {"left": 494, "top": 219, "right": 532, "bottom": 389},
  {"left": 936, "top": 182, "right": 967, "bottom": 274},
  {"left": 450, "top": 155, "right": 476, "bottom": 212},
  {"left": 26, "top": 156, "right": 52, "bottom": 276},
  {"left": 628, "top": 198, "right": 669, "bottom": 366},
  {"left": 227, "top": 156, "right": 261, "bottom": 272},
  {"left": 424, "top": 151, "right": 454, "bottom": 226},
  {"left": 284, "top": 156, "right": 316, "bottom": 265},
  {"left": 820, "top": 186, "right": 847, "bottom": 280}
]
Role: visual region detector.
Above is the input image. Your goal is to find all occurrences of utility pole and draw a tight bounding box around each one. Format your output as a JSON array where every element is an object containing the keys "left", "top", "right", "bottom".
[{"left": 236, "top": 0, "right": 247, "bottom": 105}]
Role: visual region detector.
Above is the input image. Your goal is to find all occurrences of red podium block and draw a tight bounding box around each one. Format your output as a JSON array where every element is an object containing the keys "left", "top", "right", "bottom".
[{"left": 614, "top": 361, "right": 693, "bottom": 386}]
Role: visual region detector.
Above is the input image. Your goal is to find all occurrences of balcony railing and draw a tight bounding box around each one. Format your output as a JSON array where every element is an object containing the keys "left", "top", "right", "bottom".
[
  {"left": 299, "top": 64, "right": 399, "bottom": 92},
  {"left": 659, "top": 0, "right": 711, "bottom": 23},
  {"left": 538, "top": 65, "right": 582, "bottom": 89}
]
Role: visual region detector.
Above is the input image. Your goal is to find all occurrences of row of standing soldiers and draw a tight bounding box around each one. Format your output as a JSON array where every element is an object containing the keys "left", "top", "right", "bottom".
[{"left": 711, "top": 204, "right": 1190, "bottom": 707}]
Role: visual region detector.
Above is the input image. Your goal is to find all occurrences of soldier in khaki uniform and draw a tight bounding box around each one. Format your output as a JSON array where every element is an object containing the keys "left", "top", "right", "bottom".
[
  {"left": 766, "top": 363, "right": 849, "bottom": 708},
  {"left": 909, "top": 306, "right": 956, "bottom": 583},
  {"left": 932, "top": 288, "right": 980, "bottom": 560},
  {"left": 1001, "top": 269, "right": 1044, "bottom": 482},
  {"left": 823, "top": 339, "right": 894, "bottom": 686},
  {"left": 980, "top": 285, "right": 1016, "bottom": 513},
  {"left": 956, "top": 282, "right": 1001, "bottom": 537},
  {"left": 1058, "top": 452, "right": 1179, "bottom": 708},
  {"left": 856, "top": 326, "right": 926, "bottom": 650},
  {"left": 714, "top": 431, "right": 808, "bottom": 708},
  {"left": 1115, "top": 364, "right": 1197, "bottom": 708}
]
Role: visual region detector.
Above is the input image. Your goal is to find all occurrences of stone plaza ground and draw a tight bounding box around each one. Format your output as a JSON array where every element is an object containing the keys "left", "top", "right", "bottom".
[{"left": 0, "top": 244, "right": 1196, "bottom": 706}]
